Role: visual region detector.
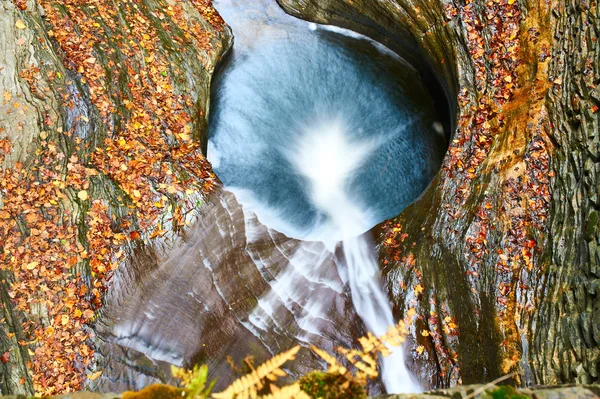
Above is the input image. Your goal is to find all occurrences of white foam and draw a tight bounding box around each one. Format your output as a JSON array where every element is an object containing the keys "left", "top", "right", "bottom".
[
  {"left": 315, "top": 25, "right": 416, "bottom": 71},
  {"left": 207, "top": 140, "right": 221, "bottom": 169}
]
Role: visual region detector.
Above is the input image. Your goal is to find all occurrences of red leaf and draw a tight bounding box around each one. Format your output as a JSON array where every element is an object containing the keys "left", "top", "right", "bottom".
[{"left": 129, "top": 231, "right": 141, "bottom": 240}]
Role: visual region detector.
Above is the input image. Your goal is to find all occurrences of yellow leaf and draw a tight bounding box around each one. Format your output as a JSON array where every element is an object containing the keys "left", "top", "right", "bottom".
[
  {"left": 40, "top": 131, "right": 48, "bottom": 140},
  {"left": 87, "top": 371, "right": 102, "bottom": 381},
  {"left": 25, "top": 261, "right": 39, "bottom": 270},
  {"left": 416, "top": 346, "right": 425, "bottom": 355},
  {"left": 78, "top": 190, "right": 88, "bottom": 201},
  {"left": 414, "top": 284, "right": 424, "bottom": 294},
  {"left": 444, "top": 316, "right": 452, "bottom": 323},
  {"left": 421, "top": 330, "right": 430, "bottom": 337},
  {"left": 3, "top": 91, "right": 11, "bottom": 102},
  {"left": 74, "top": 308, "right": 83, "bottom": 318},
  {"left": 132, "top": 189, "right": 141, "bottom": 198},
  {"left": 15, "top": 20, "right": 26, "bottom": 29},
  {"left": 61, "top": 315, "right": 69, "bottom": 325}
]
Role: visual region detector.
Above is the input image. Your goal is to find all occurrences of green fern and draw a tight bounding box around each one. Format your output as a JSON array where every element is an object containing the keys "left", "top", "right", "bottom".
[{"left": 171, "top": 364, "right": 216, "bottom": 399}]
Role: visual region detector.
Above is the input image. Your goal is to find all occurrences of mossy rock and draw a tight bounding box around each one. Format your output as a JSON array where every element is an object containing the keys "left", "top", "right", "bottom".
[
  {"left": 121, "top": 384, "right": 184, "bottom": 399},
  {"left": 480, "top": 386, "right": 530, "bottom": 399},
  {"left": 299, "top": 371, "right": 366, "bottom": 399}
]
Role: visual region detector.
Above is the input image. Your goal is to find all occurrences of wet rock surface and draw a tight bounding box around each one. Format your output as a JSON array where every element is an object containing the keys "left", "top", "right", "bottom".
[
  {"left": 2, "top": 384, "right": 600, "bottom": 399},
  {"left": 91, "top": 188, "right": 365, "bottom": 392}
]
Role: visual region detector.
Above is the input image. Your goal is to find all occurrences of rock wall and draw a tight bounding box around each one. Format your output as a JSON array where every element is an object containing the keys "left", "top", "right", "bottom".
[
  {"left": 277, "top": 0, "right": 599, "bottom": 390},
  {"left": 2, "top": 383, "right": 600, "bottom": 399},
  {"left": 90, "top": 189, "right": 364, "bottom": 393},
  {"left": 0, "top": 0, "right": 230, "bottom": 394}
]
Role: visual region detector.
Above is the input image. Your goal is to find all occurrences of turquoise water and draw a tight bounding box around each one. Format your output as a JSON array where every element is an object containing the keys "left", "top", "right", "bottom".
[{"left": 208, "top": 0, "right": 446, "bottom": 239}]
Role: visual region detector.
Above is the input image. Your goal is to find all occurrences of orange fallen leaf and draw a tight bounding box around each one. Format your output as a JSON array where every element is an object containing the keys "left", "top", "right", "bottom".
[
  {"left": 82, "top": 309, "right": 94, "bottom": 319},
  {"left": 129, "top": 231, "right": 141, "bottom": 240}
]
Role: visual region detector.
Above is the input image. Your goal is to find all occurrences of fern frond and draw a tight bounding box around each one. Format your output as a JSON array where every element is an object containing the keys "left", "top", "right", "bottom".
[
  {"left": 171, "top": 364, "right": 214, "bottom": 398},
  {"left": 256, "top": 382, "right": 310, "bottom": 399},
  {"left": 212, "top": 346, "right": 300, "bottom": 399},
  {"left": 310, "top": 345, "right": 347, "bottom": 375}
]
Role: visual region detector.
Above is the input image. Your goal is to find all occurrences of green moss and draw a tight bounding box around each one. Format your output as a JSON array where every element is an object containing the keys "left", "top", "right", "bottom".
[
  {"left": 485, "top": 385, "right": 531, "bottom": 399},
  {"left": 122, "top": 384, "right": 185, "bottom": 399},
  {"left": 298, "top": 371, "right": 366, "bottom": 399}
]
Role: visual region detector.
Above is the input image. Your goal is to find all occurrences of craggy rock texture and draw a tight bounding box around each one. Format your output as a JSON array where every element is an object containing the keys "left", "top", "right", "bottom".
[
  {"left": 278, "top": 0, "right": 599, "bottom": 391},
  {"left": 383, "top": 384, "right": 600, "bottom": 398},
  {"left": 90, "top": 189, "right": 364, "bottom": 393},
  {"left": 0, "top": 0, "right": 230, "bottom": 395},
  {"left": 2, "top": 384, "right": 600, "bottom": 399}
]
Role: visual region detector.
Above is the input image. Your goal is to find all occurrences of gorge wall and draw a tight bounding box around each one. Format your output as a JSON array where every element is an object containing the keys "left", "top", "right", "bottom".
[
  {"left": 277, "top": 0, "right": 599, "bottom": 389},
  {"left": 0, "top": 0, "right": 230, "bottom": 394},
  {"left": 0, "top": 0, "right": 598, "bottom": 395}
]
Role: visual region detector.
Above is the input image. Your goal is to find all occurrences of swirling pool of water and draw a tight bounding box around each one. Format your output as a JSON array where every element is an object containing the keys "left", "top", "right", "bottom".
[{"left": 208, "top": 0, "right": 446, "bottom": 241}]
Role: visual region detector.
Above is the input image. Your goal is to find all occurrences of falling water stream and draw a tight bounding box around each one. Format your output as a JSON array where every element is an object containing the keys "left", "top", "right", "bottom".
[{"left": 208, "top": 0, "right": 446, "bottom": 393}]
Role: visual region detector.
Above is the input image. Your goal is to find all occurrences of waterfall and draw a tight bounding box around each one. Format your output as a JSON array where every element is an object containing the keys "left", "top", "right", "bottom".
[
  {"left": 207, "top": 1, "right": 445, "bottom": 391},
  {"left": 288, "top": 118, "right": 422, "bottom": 393}
]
